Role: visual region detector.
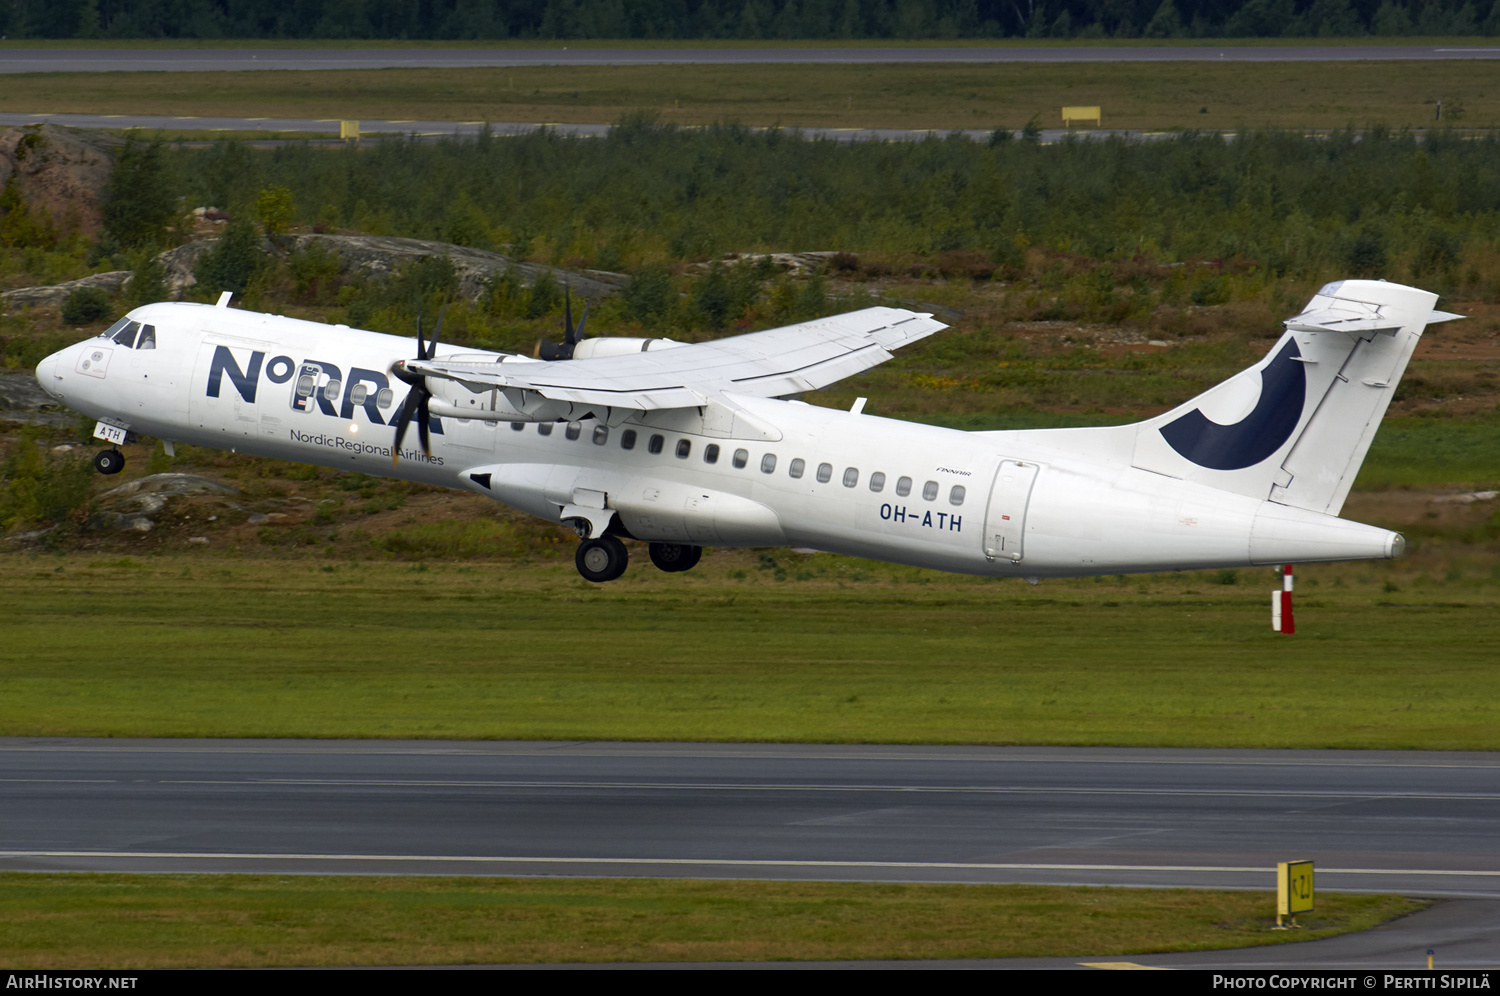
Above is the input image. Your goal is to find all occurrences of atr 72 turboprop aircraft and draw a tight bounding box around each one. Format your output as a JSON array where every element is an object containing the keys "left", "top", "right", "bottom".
[{"left": 35, "top": 279, "right": 1457, "bottom": 583}]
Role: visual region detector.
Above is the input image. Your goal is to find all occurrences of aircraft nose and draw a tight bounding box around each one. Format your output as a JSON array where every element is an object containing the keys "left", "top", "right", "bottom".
[{"left": 35, "top": 348, "right": 65, "bottom": 399}]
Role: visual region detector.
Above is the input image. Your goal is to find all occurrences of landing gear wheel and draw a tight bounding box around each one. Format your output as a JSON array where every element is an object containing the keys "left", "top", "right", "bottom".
[
  {"left": 649, "top": 542, "right": 702, "bottom": 573},
  {"left": 93, "top": 448, "right": 125, "bottom": 475},
  {"left": 576, "top": 535, "right": 629, "bottom": 583}
]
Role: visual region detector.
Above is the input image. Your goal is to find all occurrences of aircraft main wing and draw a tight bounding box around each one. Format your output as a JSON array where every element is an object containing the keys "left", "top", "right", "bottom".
[{"left": 407, "top": 306, "right": 945, "bottom": 411}]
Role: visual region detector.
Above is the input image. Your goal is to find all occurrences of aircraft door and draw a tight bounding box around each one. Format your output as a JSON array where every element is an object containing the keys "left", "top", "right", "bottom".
[{"left": 982, "top": 460, "right": 1039, "bottom": 563}]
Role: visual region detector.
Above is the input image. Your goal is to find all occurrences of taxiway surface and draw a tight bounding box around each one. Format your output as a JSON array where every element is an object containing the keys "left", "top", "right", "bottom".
[{"left": 2, "top": 739, "right": 1497, "bottom": 898}]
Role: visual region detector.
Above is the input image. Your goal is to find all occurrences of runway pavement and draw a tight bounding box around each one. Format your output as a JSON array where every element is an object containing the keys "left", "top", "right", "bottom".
[
  {"left": 6, "top": 738, "right": 1498, "bottom": 969},
  {"left": 3, "top": 739, "right": 1498, "bottom": 897},
  {"left": 2, "top": 45, "right": 1499, "bottom": 74}
]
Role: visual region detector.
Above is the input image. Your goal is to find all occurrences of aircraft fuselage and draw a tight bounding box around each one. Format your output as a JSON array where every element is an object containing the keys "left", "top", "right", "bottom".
[{"left": 36, "top": 299, "right": 1403, "bottom": 579}]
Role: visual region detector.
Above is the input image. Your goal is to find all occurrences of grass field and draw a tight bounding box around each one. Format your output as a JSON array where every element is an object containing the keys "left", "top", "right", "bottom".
[
  {"left": 1, "top": 553, "right": 1495, "bottom": 748},
  {"left": 3, "top": 60, "right": 1497, "bottom": 130},
  {"left": 0, "top": 872, "right": 1423, "bottom": 967}
]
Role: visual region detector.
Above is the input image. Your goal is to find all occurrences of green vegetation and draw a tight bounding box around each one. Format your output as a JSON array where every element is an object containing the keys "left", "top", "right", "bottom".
[
  {"left": 1356, "top": 416, "right": 1500, "bottom": 488},
  {"left": 3, "top": 0, "right": 1497, "bottom": 41},
  {"left": 157, "top": 125, "right": 1500, "bottom": 296},
  {"left": 3, "top": 60, "right": 1498, "bottom": 132},
  {"left": 0, "top": 872, "right": 1423, "bottom": 968},
  {"left": 0, "top": 554, "right": 1495, "bottom": 747}
]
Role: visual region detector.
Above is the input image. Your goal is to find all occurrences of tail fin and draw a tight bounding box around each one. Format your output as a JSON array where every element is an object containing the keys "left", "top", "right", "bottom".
[{"left": 1130, "top": 280, "right": 1461, "bottom": 515}]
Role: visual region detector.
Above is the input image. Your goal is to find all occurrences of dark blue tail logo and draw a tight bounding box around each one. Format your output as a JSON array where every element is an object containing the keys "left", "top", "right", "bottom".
[{"left": 1159, "top": 338, "right": 1306, "bottom": 471}]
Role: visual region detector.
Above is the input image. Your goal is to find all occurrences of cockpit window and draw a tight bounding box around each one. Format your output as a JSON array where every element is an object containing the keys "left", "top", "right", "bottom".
[
  {"left": 111, "top": 321, "right": 142, "bottom": 347},
  {"left": 98, "top": 319, "right": 156, "bottom": 350},
  {"left": 98, "top": 317, "right": 132, "bottom": 340}
]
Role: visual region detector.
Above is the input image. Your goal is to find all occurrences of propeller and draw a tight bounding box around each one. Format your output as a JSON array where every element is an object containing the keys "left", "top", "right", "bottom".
[
  {"left": 537, "top": 283, "right": 587, "bottom": 361},
  {"left": 390, "top": 306, "right": 443, "bottom": 465}
]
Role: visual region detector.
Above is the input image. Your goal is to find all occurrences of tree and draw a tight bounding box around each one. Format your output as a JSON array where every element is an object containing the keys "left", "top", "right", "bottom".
[
  {"left": 124, "top": 249, "right": 169, "bottom": 308},
  {"left": 1143, "top": 0, "right": 1185, "bottom": 37},
  {"left": 0, "top": 176, "right": 55, "bottom": 249},
  {"left": 194, "top": 217, "right": 264, "bottom": 296},
  {"left": 102, "top": 135, "right": 177, "bottom": 249},
  {"left": 255, "top": 185, "right": 295, "bottom": 236}
]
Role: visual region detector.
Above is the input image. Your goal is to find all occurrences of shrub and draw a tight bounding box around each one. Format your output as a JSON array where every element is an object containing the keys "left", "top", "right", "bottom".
[{"left": 60, "top": 287, "right": 112, "bottom": 324}]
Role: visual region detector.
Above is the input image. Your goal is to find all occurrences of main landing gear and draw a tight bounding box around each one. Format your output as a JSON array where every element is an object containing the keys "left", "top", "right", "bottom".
[
  {"left": 573, "top": 537, "right": 705, "bottom": 582},
  {"left": 648, "top": 542, "right": 702, "bottom": 573},
  {"left": 576, "top": 535, "right": 629, "bottom": 583},
  {"left": 93, "top": 448, "right": 125, "bottom": 475}
]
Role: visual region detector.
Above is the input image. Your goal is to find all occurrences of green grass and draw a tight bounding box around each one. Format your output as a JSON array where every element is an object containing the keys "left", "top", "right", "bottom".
[
  {"left": 4, "top": 60, "right": 1498, "bottom": 130},
  {"left": 1356, "top": 416, "right": 1500, "bottom": 489},
  {"left": 0, "top": 872, "right": 1424, "bottom": 967},
  {"left": 2, "top": 555, "right": 1496, "bottom": 748}
]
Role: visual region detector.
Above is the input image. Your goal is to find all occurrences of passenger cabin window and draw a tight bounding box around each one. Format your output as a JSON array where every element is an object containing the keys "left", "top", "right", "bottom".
[
  {"left": 510, "top": 421, "right": 525, "bottom": 431},
  {"left": 322, "top": 379, "right": 342, "bottom": 402},
  {"left": 761, "top": 453, "right": 777, "bottom": 474},
  {"left": 732, "top": 448, "right": 749, "bottom": 469},
  {"left": 350, "top": 384, "right": 369, "bottom": 407},
  {"left": 922, "top": 480, "right": 939, "bottom": 501},
  {"left": 648, "top": 434, "right": 665, "bottom": 455},
  {"left": 537, "top": 422, "right": 554, "bottom": 436},
  {"left": 869, "top": 472, "right": 886, "bottom": 493},
  {"left": 704, "top": 444, "right": 720, "bottom": 465},
  {"left": 565, "top": 422, "right": 582, "bottom": 441},
  {"left": 295, "top": 374, "right": 317, "bottom": 398},
  {"left": 816, "top": 463, "right": 833, "bottom": 484},
  {"left": 376, "top": 388, "right": 394, "bottom": 410},
  {"left": 592, "top": 425, "right": 609, "bottom": 445},
  {"left": 950, "top": 485, "right": 966, "bottom": 506},
  {"left": 789, "top": 458, "right": 805, "bottom": 479},
  {"left": 896, "top": 476, "right": 912, "bottom": 497},
  {"left": 621, "top": 429, "right": 637, "bottom": 450},
  {"left": 842, "top": 467, "right": 859, "bottom": 488},
  {"left": 676, "top": 439, "right": 692, "bottom": 459}
]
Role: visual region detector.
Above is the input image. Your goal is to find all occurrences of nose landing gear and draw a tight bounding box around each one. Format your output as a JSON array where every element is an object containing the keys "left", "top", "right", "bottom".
[{"left": 93, "top": 448, "right": 125, "bottom": 475}]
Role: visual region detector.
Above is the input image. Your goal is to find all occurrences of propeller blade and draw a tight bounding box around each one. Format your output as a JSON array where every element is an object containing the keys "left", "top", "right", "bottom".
[
  {"left": 417, "top": 393, "right": 432, "bottom": 458},
  {"left": 575, "top": 301, "right": 589, "bottom": 342},
  {"left": 427, "top": 304, "right": 445, "bottom": 360},
  {"left": 391, "top": 386, "right": 422, "bottom": 465}
]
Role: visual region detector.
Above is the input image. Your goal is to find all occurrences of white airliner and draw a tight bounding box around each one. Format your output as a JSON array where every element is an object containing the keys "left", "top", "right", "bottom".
[{"left": 35, "top": 279, "right": 1456, "bottom": 583}]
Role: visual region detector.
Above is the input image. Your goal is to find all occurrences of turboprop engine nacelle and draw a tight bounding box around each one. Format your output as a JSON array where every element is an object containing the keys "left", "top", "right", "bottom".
[
  {"left": 570, "top": 337, "right": 686, "bottom": 360},
  {"left": 415, "top": 351, "right": 593, "bottom": 423}
]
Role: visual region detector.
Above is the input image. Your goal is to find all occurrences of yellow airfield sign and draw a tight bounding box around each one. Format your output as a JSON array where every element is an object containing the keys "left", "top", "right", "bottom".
[{"left": 1278, "top": 860, "right": 1315, "bottom": 925}]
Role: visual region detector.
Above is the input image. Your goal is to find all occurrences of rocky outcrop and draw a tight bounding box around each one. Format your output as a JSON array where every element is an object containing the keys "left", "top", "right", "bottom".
[
  {"left": 3, "top": 231, "right": 627, "bottom": 314},
  {"left": 0, "top": 372, "right": 71, "bottom": 426},
  {"left": 0, "top": 125, "right": 121, "bottom": 240},
  {"left": 87, "top": 473, "right": 241, "bottom": 532},
  {"left": 1, "top": 270, "right": 130, "bottom": 313},
  {"left": 280, "top": 233, "right": 627, "bottom": 301},
  {"left": 153, "top": 233, "right": 626, "bottom": 302}
]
